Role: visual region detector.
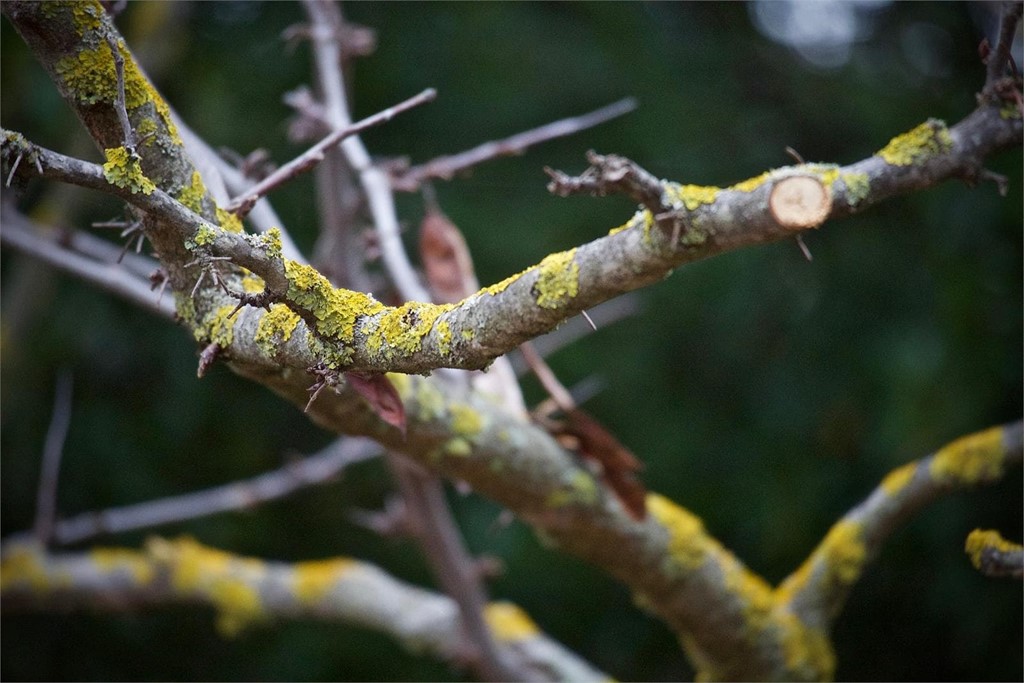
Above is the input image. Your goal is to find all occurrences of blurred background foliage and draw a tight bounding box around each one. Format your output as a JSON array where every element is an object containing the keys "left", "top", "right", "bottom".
[{"left": 1, "top": 2, "right": 1021, "bottom": 681}]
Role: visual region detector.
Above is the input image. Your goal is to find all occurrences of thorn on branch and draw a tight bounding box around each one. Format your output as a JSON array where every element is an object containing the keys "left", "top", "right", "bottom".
[
  {"left": 183, "top": 255, "right": 233, "bottom": 299},
  {"left": 105, "top": 35, "right": 137, "bottom": 152},
  {"left": 93, "top": 216, "right": 145, "bottom": 263},
  {"left": 226, "top": 289, "right": 276, "bottom": 319},
  {"left": 305, "top": 363, "right": 340, "bottom": 413},
  {"left": 149, "top": 268, "right": 170, "bottom": 307}
]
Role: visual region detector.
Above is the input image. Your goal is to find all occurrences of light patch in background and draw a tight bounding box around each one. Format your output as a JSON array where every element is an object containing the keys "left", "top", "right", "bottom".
[{"left": 749, "top": 0, "right": 891, "bottom": 69}]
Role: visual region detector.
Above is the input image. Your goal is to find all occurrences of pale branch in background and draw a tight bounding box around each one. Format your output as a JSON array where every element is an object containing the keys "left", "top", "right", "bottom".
[
  {"left": 390, "top": 97, "right": 638, "bottom": 191},
  {"left": 4, "top": 438, "right": 379, "bottom": 547},
  {"left": 225, "top": 88, "right": 437, "bottom": 219},
  {"left": 0, "top": 539, "right": 607, "bottom": 683},
  {"left": 31, "top": 371, "right": 74, "bottom": 545}
]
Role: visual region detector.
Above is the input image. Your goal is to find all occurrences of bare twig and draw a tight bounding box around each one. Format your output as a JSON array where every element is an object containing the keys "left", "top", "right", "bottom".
[
  {"left": 0, "top": 210, "right": 175, "bottom": 320},
  {"left": 519, "top": 342, "right": 575, "bottom": 413},
  {"left": 391, "top": 98, "right": 639, "bottom": 191},
  {"left": 5, "top": 438, "right": 379, "bottom": 547},
  {"left": 105, "top": 35, "right": 136, "bottom": 150},
  {"left": 225, "top": 88, "right": 437, "bottom": 219},
  {"left": 32, "top": 371, "right": 74, "bottom": 545},
  {"left": 984, "top": 2, "right": 1024, "bottom": 93}
]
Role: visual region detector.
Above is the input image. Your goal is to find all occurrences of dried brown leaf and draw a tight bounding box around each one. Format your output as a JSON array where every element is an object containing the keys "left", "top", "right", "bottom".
[
  {"left": 553, "top": 408, "right": 647, "bottom": 520},
  {"left": 419, "top": 207, "right": 479, "bottom": 304},
  {"left": 347, "top": 372, "right": 406, "bottom": 435}
]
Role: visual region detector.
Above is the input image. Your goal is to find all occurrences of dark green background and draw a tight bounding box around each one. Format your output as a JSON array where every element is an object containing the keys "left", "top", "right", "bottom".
[{"left": 2, "top": 2, "right": 1021, "bottom": 681}]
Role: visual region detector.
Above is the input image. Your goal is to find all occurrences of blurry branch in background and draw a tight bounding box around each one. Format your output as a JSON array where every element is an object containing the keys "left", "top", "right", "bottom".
[
  {"left": 0, "top": 538, "right": 608, "bottom": 683},
  {"left": 0, "top": 208, "right": 175, "bottom": 320},
  {"left": 4, "top": 438, "right": 380, "bottom": 547},
  {"left": 777, "top": 421, "right": 1024, "bottom": 626},
  {"left": 0, "top": 1, "right": 1021, "bottom": 680},
  {"left": 389, "top": 97, "right": 638, "bottom": 191},
  {"left": 964, "top": 529, "right": 1024, "bottom": 580},
  {"left": 31, "top": 370, "right": 74, "bottom": 545}
]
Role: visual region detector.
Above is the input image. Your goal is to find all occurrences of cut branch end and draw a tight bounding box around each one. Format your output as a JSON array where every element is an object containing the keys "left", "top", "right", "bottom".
[{"left": 769, "top": 175, "right": 832, "bottom": 230}]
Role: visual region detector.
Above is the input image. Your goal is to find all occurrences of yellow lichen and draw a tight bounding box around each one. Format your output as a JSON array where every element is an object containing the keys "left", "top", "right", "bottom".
[
  {"left": 102, "top": 146, "right": 155, "bottom": 195},
  {"left": 186, "top": 222, "right": 218, "bottom": 250},
  {"left": 964, "top": 529, "right": 1022, "bottom": 569},
  {"left": 90, "top": 547, "right": 154, "bottom": 585},
  {"left": 241, "top": 274, "right": 265, "bottom": 293},
  {"left": 929, "top": 426, "right": 1006, "bottom": 485},
  {"left": 819, "top": 520, "right": 866, "bottom": 585},
  {"left": 216, "top": 207, "right": 245, "bottom": 234},
  {"left": 730, "top": 170, "right": 774, "bottom": 194},
  {"left": 56, "top": 41, "right": 143, "bottom": 107},
  {"left": 0, "top": 544, "right": 48, "bottom": 592},
  {"left": 194, "top": 305, "right": 237, "bottom": 347},
  {"left": 284, "top": 259, "right": 384, "bottom": 343},
  {"left": 70, "top": 1, "right": 103, "bottom": 34},
  {"left": 721, "top": 556, "right": 775, "bottom": 637},
  {"left": 444, "top": 437, "right": 472, "bottom": 457},
  {"left": 450, "top": 403, "right": 483, "bottom": 438},
  {"left": 461, "top": 329, "right": 475, "bottom": 341},
  {"left": 479, "top": 270, "right": 528, "bottom": 298},
  {"left": 414, "top": 378, "right": 447, "bottom": 422},
  {"left": 534, "top": 248, "right": 579, "bottom": 309},
  {"left": 647, "top": 493, "right": 712, "bottom": 571},
  {"left": 436, "top": 319, "right": 452, "bottom": 356},
  {"left": 876, "top": 119, "right": 953, "bottom": 166},
  {"left": 840, "top": 171, "right": 870, "bottom": 206},
  {"left": 247, "top": 228, "right": 283, "bottom": 261},
  {"left": 774, "top": 608, "right": 836, "bottom": 681},
  {"left": 292, "top": 558, "right": 356, "bottom": 604},
  {"left": 211, "top": 579, "right": 264, "bottom": 637},
  {"left": 546, "top": 470, "right": 599, "bottom": 509},
  {"left": 485, "top": 602, "right": 539, "bottom": 641},
  {"left": 254, "top": 304, "right": 301, "bottom": 356},
  {"left": 365, "top": 301, "right": 451, "bottom": 362},
  {"left": 177, "top": 170, "right": 207, "bottom": 214},
  {"left": 880, "top": 462, "right": 916, "bottom": 495},
  {"left": 665, "top": 183, "right": 721, "bottom": 211}
]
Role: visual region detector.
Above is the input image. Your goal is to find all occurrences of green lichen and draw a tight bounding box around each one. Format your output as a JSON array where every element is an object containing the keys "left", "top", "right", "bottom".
[
  {"left": 177, "top": 170, "right": 207, "bottom": 213},
  {"left": 175, "top": 293, "right": 197, "bottom": 326},
  {"left": 461, "top": 329, "right": 475, "bottom": 341},
  {"left": 284, "top": 259, "right": 384, "bottom": 343},
  {"left": 102, "top": 146, "right": 155, "bottom": 195},
  {"left": 240, "top": 274, "right": 265, "bottom": 293},
  {"left": 533, "top": 248, "right": 579, "bottom": 309},
  {"left": 135, "top": 118, "right": 158, "bottom": 146},
  {"left": 876, "top": 118, "right": 952, "bottom": 166},
  {"left": 254, "top": 304, "right": 301, "bottom": 357},
  {"left": 364, "top": 301, "right": 452, "bottom": 363}
]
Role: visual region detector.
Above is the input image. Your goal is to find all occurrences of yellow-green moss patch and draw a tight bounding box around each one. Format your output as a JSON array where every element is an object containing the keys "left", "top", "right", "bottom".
[
  {"left": 450, "top": 403, "right": 483, "bottom": 438},
  {"left": 880, "top": 462, "right": 916, "bottom": 495},
  {"left": 819, "top": 520, "right": 866, "bottom": 585},
  {"left": 177, "top": 170, "right": 207, "bottom": 213},
  {"left": 365, "top": 301, "right": 452, "bottom": 362},
  {"left": 284, "top": 259, "right": 384, "bottom": 343},
  {"left": 90, "top": 547, "right": 154, "bottom": 585},
  {"left": 665, "top": 183, "right": 721, "bottom": 211}
]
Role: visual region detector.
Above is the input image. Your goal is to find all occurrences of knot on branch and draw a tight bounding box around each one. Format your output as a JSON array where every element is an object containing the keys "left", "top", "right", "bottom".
[{"left": 546, "top": 151, "right": 686, "bottom": 243}]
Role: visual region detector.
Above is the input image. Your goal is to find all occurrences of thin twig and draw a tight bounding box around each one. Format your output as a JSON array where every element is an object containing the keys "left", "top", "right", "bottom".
[
  {"left": 105, "top": 35, "right": 136, "bottom": 150},
  {"left": 225, "top": 88, "right": 437, "bottom": 219},
  {"left": 519, "top": 341, "right": 576, "bottom": 414},
  {"left": 391, "top": 98, "right": 639, "bottom": 191},
  {"left": 985, "top": 3, "right": 1024, "bottom": 92},
  {"left": 32, "top": 370, "right": 74, "bottom": 545},
  {"left": 5, "top": 438, "right": 379, "bottom": 547},
  {"left": 0, "top": 210, "right": 176, "bottom": 320}
]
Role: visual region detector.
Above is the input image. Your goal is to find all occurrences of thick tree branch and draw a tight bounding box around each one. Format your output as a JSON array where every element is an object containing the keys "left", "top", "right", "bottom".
[{"left": 0, "top": 538, "right": 607, "bottom": 682}]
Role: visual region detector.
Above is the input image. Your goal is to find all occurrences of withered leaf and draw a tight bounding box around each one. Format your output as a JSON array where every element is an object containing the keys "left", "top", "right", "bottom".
[
  {"left": 553, "top": 408, "right": 647, "bottom": 520},
  {"left": 419, "top": 207, "right": 479, "bottom": 304},
  {"left": 347, "top": 372, "right": 407, "bottom": 436}
]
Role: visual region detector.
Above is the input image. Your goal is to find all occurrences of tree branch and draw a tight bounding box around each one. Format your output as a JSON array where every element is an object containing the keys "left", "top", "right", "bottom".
[{"left": 0, "top": 538, "right": 608, "bottom": 682}]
